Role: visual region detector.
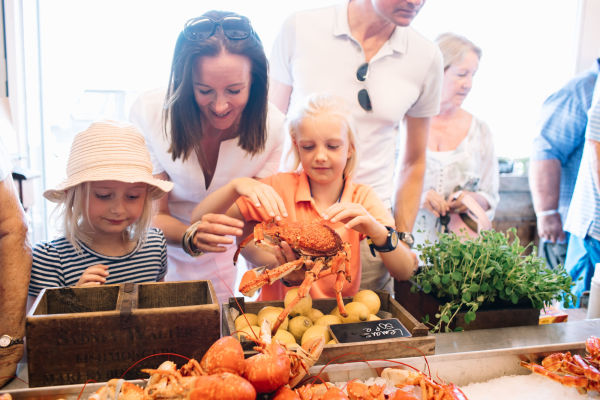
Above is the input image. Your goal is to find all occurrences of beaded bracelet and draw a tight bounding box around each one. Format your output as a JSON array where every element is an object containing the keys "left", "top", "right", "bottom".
[
  {"left": 182, "top": 221, "right": 204, "bottom": 257},
  {"left": 537, "top": 209, "right": 559, "bottom": 217}
]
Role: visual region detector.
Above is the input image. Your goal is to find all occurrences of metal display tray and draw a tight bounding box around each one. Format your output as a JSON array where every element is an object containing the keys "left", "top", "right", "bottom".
[{"left": 2, "top": 341, "right": 588, "bottom": 399}]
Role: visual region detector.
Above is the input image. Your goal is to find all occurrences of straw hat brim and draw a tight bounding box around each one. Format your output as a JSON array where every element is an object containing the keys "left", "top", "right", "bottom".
[{"left": 43, "top": 170, "right": 174, "bottom": 203}]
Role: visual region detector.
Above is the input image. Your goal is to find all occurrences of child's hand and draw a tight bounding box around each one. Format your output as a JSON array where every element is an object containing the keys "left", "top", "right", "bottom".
[
  {"left": 76, "top": 264, "right": 109, "bottom": 287},
  {"left": 322, "top": 202, "right": 380, "bottom": 237},
  {"left": 232, "top": 178, "right": 288, "bottom": 220},
  {"left": 423, "top": 189, "right": 449, "bottom": 217}
]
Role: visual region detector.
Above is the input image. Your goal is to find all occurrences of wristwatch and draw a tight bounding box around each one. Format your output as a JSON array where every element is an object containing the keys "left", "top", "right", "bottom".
[
  {"left": 0, "top": 334, "right": 24, "bottom": 348},
  {"left": 398, "top": 232, "right": 415, "bottom": 248},
  {"left": 368, "top": 226, "right": 399, "bottom": 256}
]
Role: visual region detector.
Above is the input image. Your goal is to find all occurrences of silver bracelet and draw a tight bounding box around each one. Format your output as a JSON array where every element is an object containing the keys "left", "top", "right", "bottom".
[
  {"left": 537, "top": 209, "right": 559, "bottom": 217},
  {"left": 182, "top": 221, "right": 204, "bottom": 257}
]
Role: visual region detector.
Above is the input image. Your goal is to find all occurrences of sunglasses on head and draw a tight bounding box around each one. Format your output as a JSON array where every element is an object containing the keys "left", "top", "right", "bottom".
[
  {"left": 183, "top": 15, "right": 253, "bottom": 41},
  {"left": 356, "top": 62, "right": 372, "bottom": 112}
]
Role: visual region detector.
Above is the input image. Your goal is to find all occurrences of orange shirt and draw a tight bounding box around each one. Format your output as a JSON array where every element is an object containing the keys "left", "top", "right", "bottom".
[{"left": 235, "top": 171, "right": 394, "bottom": 301}]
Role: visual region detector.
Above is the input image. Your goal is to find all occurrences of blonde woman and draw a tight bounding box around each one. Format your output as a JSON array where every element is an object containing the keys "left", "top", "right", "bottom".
[{"left": 413, "top": 33, "right": 499, "bottom": 248}]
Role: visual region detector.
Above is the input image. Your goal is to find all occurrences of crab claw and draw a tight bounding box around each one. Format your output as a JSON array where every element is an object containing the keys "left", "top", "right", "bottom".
[
  {"left": 238, "top": 260, "right": 305, "bottom": 297},
  {"left": 239, "top": 267, "right": 264, "bottom": 297}
]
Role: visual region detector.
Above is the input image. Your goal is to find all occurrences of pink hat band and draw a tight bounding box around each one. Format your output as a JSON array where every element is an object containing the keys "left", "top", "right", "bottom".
[{"left": 44, "top": 120, "right": 173, "bottom": 202}]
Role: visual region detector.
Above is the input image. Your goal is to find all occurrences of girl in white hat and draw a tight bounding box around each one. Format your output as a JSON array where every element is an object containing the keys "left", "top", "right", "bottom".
[{"left": 28, "top": 121, "right": 173, "bottom": 299}]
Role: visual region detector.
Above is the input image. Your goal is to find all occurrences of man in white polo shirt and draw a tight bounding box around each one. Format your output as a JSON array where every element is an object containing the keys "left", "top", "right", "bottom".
[
  {"left": 269, "top": 0, "right": 443, "bottom": 292},
  {"left": 564, "top": 79, "right": 600, "bottom": 307}
]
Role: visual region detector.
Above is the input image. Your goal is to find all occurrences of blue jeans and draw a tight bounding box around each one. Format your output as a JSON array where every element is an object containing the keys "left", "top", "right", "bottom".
[{"left": 564, "top": 234, "right": 600, "bottom": 307}]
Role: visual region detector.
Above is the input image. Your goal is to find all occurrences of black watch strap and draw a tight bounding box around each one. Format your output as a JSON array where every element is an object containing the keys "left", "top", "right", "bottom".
[{"left": 367, "top": 226, "right": 398, "bottom": 257}]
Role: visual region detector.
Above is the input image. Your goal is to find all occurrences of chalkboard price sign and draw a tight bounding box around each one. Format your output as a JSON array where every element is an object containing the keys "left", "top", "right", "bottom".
[{"left": 329, "top": 318, "right": 411, "bottom": 343}]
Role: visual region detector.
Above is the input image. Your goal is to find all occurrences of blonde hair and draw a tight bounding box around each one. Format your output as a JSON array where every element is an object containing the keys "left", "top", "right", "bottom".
[
  {"left": 285, "top": 93, "right": 359, "bottom": 179},
  {"left": 58, "top": 182, "right": 154, "bottom": 252},
  {"left": 435, "top": 32, "right": 482, "bottom": 71}
]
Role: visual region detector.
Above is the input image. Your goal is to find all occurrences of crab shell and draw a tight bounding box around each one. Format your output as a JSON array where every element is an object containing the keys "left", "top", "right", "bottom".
[{"left": 260, "top": 220, "right": 343, "bottom": 257}]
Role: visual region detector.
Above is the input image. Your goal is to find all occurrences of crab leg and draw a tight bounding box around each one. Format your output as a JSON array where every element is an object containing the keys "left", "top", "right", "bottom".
[
  {"left": 272, "top": 260, "right": 327, "bottom": 333},
  {"left": 234, "top": 222, "right": 267, "bottom": 264},
  {"left": 233, "top": 234, "right": 255, "bottom": 265},
  {"left": 573, "top": 354, "right": 600, "bottom": 382},
  {"left": 239, "top": 260, "right": 305, "bottom": 297},
  {"left": 587, "top": 336, "right": 600, "bottom": 365},
  {"left": 330, "top": 243, "right": 351, "bottom": 318},
  {"left": 520, "top": 360, "right": 589, "bottom": 388}
]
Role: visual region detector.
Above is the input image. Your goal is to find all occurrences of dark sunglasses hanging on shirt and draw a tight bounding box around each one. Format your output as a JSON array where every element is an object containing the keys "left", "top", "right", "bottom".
[
  {"left": 183, "top": 15, "right": 254, "bottom": 41},
  {"left": 356, "top": 62, "right": 372, "bottom": 112}
]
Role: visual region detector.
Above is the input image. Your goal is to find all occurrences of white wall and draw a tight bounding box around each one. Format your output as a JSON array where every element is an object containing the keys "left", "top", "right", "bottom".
[{"left": 576, "top": 0, "right": 600, "bottom": 72}]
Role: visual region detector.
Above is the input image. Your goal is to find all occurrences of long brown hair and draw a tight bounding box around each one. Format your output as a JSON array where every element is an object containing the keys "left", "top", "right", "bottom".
[{"left": 164, "top": 10, "right": 268, "bottom": 161}]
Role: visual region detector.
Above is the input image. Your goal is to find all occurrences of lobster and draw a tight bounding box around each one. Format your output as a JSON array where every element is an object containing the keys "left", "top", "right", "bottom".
[
  {"left": 88, "top": 319, "right": 325, "bottom": 399},
  {"left": 272, "top": 383, "right": 350, "bottom": 399},
  {"left": 270, "top": 367, "right": 469, "bottom": 400},
  {"left": 520, "top": 335, "right": 600, "bottom": 394},
  {"left": 234, "top": 219, "right": 351, "bottom": 334}
]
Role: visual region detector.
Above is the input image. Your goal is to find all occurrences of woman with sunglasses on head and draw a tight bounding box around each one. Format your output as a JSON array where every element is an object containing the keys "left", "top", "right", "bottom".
[
  {"left": 411, "top": 33, "right": 499, "bottom": 251},
  {"left": 130, "top": 10, "right": 286, "bottom": 303}
]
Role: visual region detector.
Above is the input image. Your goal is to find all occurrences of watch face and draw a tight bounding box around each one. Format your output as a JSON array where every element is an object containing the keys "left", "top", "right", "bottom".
[
  {"left": 390, "top": 230, "right": 399, "bottom": 248},
  {"left": 0, "top": 335, "right": 10, "bottom": 347}
]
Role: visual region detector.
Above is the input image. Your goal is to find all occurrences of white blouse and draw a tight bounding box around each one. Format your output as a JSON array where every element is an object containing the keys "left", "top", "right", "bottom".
[
  {"left": 413, "top": 116, "right": 499, "bottom": 249},
  {"left": 129, "top": 88, "right": 285, "bottom": 303}
]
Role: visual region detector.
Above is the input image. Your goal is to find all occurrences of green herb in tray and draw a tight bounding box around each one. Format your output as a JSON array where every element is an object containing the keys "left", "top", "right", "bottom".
[{"left": 413, "top": 228, "right": 575, "bottom": 333}]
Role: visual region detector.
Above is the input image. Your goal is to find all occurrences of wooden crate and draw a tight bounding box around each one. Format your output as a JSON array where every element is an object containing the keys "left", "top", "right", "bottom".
[
  {"left": 26, "top": 281, "right": 220, "bottom": 387},
  {"left": 222, "top": 290, "right": 435, "bottom": 364},
  {"left": 394, "top": 280, "right": 540, "bottom": 331},
  {"left": 493, "top": 175, "right": 539, "bottom": 255}
]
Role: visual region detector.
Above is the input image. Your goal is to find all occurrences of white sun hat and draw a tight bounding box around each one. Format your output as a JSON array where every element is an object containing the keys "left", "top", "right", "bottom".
[{"left": 44, "top": 120, "right": 173, "bottom": 202}]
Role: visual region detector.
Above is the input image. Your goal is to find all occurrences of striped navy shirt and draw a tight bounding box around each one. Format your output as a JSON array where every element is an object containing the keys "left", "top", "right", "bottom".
[
  {"left": 29, "top": 228, "right": 167, "bottom": 297},
  {"left": 565, "top": 80, "right": 600, "bottom": 241}
]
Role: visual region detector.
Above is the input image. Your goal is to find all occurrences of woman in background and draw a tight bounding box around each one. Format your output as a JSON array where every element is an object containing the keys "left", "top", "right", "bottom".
[
  {"left": 130, "top": 10, "right": 285, "bottom": 302},
  {"left": 412, "top": 32, "right": 499, "bottom": 250}
]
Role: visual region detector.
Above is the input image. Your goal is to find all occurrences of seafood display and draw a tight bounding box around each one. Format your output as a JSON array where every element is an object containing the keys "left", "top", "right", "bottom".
[
  {"left": 88, "top": 365, "right": 470, "bottom": 400},
  {"left": 7, "top": 334, "right": 600, "bottom": 399},
  {"left": 269, "top": 368, "right": 469, "bottom": 400},
  {"left": 520, "top": 336, "right": 600, "bottom": 394},
  {"left": 234, "top": 220, "right": 351, "bottom": 333},
  {"left": 89, "top": 319, "right": 324, "bottom": 399}
]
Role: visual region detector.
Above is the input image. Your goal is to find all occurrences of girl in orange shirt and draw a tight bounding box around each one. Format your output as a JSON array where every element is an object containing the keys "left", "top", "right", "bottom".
[{"left": 190, "top": 94, "right": 417, "bottom": 300}]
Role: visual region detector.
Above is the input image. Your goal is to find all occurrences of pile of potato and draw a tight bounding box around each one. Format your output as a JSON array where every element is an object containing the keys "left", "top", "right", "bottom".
[{"left": 234, "top": 289, "right": 382, "bottom": 347}]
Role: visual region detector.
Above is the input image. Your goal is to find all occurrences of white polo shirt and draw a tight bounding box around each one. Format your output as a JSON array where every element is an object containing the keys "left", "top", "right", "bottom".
[{"left": 270, "top": 2, "right": 443, "bottom": 206}]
